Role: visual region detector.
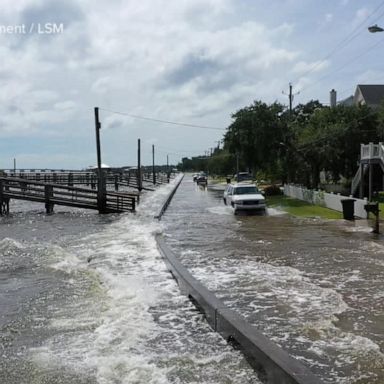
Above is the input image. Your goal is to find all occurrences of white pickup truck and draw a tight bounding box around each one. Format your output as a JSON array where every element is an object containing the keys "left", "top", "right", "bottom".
[{"left": 223, "top": 183, "right": 266, "bottom": 214}]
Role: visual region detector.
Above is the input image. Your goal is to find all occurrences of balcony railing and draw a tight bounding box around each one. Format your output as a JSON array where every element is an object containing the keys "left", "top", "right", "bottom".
[{"left": 360, "top": 142, "right": 384, "bottom": 160}]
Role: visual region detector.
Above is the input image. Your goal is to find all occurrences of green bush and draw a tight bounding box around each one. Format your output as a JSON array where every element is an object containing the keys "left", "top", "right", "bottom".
[
  {"left": 263, "top": 184, "right": 283, "bottom": 196},
  {"left": 372, "top": 191, "right": 384, "bottom": 203}
]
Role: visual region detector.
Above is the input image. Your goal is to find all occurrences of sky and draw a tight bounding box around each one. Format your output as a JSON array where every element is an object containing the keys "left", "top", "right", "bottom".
[{"left": 1, "top": 0, "right": 384, "bottom": 169}]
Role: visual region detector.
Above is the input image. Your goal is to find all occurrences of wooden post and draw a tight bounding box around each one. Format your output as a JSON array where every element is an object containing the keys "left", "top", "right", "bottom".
[
  {"left": 44, "top": 185, "right": 54, "bottom": 214},
  {"left": 369, "top": 161, "right": 373, "bottom": 201},
  {"left": 0, "top": 179, "right": 3, "bottom": 215},
  {"left": 95, "top": 107, "right": 106, "bottom": 212},
  {"left": 137, "top": 139, "right": 142, "bottom": 192},
  {"left": 167, "top": 154, "right": 170, "bottom": 183},
  {"left": 152, "top": 145, "right": 156, "bottom": 185},
  {"left": 359, "top": 163, "right": 364, "bottom": 198},
  {"left": 382, "top": 170, "right": 384, "bottom": 191},
  {"left": 374, "top": 211, "right": 380, "bottom": 234},
  {"left": 0, "top": 179, "right": 9, "bottom": 215}
]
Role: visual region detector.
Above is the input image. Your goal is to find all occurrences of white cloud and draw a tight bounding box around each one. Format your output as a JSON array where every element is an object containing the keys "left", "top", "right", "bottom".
[
  {"left": 292, "top": 60, "right": 329, "bottom": 75},
  {"left": 54, "top": 100, "right": 77, "bottom": 111},
  {"left": 0, "top": 0, "right": 379, "bottom": 167},
  {"left": 102, "top": 113, "right": 134, "bottom": 131},
  {"left": 356, "top": 69, "right": 384, "bottom": 85},
  {"left": 325, "top": 13, "right": 333, "bottom": 23},
  {"left": 354, "top": 7, "right": 371, "bottom": 26}
]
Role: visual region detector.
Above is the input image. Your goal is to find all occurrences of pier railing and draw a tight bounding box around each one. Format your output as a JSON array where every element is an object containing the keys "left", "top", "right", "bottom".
[
  {"left": 0, "top": 169, "right": 173, "bottom": 190},
  {"left": 0, "top": 177, "right": 137, "bottom": 214}
]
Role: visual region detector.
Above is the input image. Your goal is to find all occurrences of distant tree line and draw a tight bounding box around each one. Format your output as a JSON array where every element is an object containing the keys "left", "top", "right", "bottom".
[{"left": 178, "top": 100, "right": 384, "bottom": 188}]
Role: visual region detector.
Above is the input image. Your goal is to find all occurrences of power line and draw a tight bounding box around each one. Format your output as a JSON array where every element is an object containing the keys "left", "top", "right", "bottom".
[
  {"left": 294, "top": 1, "right": 384, "bottom": 84},
  {"left": 99, "top": 108, "right": 226, "bottom": 131},
  {"left": 299, "top": 37, "right": 384, "bottom": 94}
]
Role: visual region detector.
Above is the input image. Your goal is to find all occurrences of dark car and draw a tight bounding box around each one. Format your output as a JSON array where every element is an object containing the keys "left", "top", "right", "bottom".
[
  {"left": 196, "top": 172, "right": 207, "bottom": 185},
  {"left": 233, "top": 172, "right": 253, "bottom": 182}
]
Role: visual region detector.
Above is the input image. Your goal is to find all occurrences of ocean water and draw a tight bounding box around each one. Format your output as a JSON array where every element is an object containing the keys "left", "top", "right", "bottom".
[{"left": 0, "top": 178, "right": 261, "bottom": 384}]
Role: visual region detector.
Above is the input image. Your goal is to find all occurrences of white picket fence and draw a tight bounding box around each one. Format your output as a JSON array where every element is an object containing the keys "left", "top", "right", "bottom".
[{"left": 284, "top": 184, "right": 369, "bottom": 219}]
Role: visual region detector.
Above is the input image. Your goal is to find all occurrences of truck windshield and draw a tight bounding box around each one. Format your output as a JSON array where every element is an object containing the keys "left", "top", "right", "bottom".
[{"left": 234, "top": 186, "right": 258, "bottom": 195}]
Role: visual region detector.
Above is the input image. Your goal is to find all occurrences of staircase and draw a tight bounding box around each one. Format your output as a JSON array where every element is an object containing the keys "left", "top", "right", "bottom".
[{"left": 351, "top": 142, "right": 384, "bottom": 196}]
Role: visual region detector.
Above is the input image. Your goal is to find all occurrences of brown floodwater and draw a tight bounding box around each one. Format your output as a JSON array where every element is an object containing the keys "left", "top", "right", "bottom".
[{"left": 162, "top": 177, "right": 384, "bottom": 384}]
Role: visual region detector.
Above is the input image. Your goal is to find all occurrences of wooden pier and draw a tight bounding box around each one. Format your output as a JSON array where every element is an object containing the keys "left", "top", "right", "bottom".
[
  {"left": 0, "top": 177, "right": 138, "bottom": 215},
  {"left": 1, "top": 169, "right": 171, "bottom": 191}
]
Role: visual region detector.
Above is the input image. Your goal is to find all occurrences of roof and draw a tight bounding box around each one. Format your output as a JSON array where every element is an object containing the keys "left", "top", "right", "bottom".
[
  {"left": 87, "top": 163, "right": 111, "bottom": 169},
  {"left": 338, "top": 95, "right": 354, "bottom": 106},
  {"left": 354, "top": 84, "right": 384, "bottom": 107}
]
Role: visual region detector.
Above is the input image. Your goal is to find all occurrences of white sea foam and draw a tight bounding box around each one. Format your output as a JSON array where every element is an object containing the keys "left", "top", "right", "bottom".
[
  {"left": 48, "top": 245, "right": 85, "bottom": 273},
  {"left": 344, "top": 225, "right": 374, "bottom": 233},
  {"left": 206, "top": 205, "right": 233, "bottom": 215},
  {"left": 266, "top": 207, "right": 287, "bottom": 216},
  {"left": 30, "top": 178, "right": 260, "bottom": 383},
  {"left": 309, "top": 331, "right": 384, "bottom": 367},
  {"left": 0, "top": 237, "right": 25, "bottom": 250}
]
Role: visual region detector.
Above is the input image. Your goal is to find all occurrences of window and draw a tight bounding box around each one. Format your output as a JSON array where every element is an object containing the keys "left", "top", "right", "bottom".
[{"left": 234, "top": 186, "right": 258, "bottom": 195}]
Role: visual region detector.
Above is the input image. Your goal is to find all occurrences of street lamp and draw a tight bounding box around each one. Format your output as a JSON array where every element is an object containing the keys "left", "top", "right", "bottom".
[{"left": 368, "top": 24, "right": 384, "bottom": 33}]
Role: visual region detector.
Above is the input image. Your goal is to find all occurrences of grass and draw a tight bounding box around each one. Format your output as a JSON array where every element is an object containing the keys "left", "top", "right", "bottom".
[{"left": 267, "top": 195, "right": 344, "bottom": 219}]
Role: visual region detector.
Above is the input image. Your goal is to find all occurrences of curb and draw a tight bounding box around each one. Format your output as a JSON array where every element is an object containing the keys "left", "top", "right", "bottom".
[{"left": 154, "top": 174, "right": 184, "bottom": 220}]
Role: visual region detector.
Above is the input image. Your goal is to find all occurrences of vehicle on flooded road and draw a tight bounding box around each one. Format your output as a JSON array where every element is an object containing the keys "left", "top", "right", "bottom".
[
  {"left": 223, "top": 182, "right": 266, "bottom": 214},
  {"left": 233, "top": 172, "right": 253, "bottom": 182},
  {"left": 196, "top": 171, "right": 208, "bottom": 185}
]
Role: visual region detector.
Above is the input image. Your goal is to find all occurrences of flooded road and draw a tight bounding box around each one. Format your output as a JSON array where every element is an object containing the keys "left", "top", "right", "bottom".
[{"left": 162, "top": 178, "right": 384, "bottom": 384}]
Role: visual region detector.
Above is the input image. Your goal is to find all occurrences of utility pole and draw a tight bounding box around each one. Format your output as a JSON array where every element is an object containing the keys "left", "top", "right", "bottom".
[
  {"left": 13, "top": 158, "right": 16, "bottom": 173},
  {"left": 166, "top": 154, "right": 170, "bottom": 183},
  {"left": 94, "top": 107, "right": 106, "bottom": 213},
  {"left": 152, "top": 144, "right": 156, "bottom": 185},
  {"left": 137, "top": 138, "right": 142, "bottom": 192},
  {"left": 282, "top": 82, "right": 299, "bottom": 114}
]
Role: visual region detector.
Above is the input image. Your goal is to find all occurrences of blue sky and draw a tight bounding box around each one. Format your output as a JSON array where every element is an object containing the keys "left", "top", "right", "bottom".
[{"left": 1, "top": 0, "right": 384, "bottom": 169}]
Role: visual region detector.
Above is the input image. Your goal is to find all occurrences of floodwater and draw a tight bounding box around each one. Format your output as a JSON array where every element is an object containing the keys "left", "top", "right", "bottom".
[
  {"left": 0, "top": 178, "right": 261, "bottom": 384},
  {"left": 161, "top": 178, "right": 384, "bottom": 384}
]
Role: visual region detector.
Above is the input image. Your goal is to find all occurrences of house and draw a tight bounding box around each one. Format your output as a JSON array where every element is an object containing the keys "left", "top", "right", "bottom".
[
  {"left": 338, "top": 95, "right": 354, "bottom": 106},
  {"left": 334, "top": 84, "right": 384, "bottom": 108},
  {"left": 353, "top": 84, "right": 384, "bottom": 108}
]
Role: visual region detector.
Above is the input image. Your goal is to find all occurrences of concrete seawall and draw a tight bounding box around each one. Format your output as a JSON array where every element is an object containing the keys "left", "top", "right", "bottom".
[
  {"left": 154, "top": 173, "right": 184, "bottom": 220},
  {"left": 156, "top": 236, "right": 323, "bottom": 384}
]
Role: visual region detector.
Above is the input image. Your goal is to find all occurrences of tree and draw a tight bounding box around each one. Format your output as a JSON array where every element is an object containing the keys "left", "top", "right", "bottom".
[
  {"left": 206, "top": 149, "right": 236, "bottom": 176},
  {"left": 178, "top": 156, "right": 208, "bottom": 172},
  {"left": 291, "top": 104, "right": 379, "bottom": 187},
  {"left": 219, "top": 99, "right": 382, "bottom": 188},
  {"left": 223, "top": 101, "right": 286, "bottom": 177}
]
